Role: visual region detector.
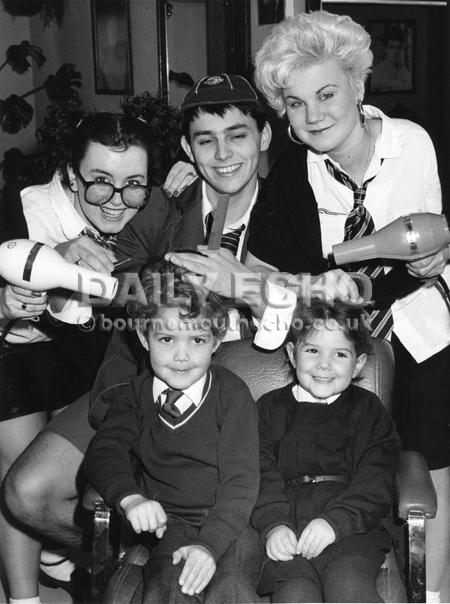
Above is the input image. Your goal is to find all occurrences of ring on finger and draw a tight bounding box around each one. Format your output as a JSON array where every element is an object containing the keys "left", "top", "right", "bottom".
[{"left": 21, "top": 303, "right": 27, "bottom": 311}]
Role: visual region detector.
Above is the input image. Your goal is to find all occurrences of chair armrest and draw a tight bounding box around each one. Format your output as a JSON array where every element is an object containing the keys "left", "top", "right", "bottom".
[
  {"left": 395, "top": 450, "right": 437, "bottom": 520},
  {"left": 83, "top": 484, "right": 110, "bottom": 513}
]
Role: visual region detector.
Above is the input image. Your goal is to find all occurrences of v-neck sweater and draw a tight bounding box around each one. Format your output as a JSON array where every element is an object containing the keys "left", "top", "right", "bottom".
[{"left": 85, "top": 364, "right": 259, "bottom": 561}]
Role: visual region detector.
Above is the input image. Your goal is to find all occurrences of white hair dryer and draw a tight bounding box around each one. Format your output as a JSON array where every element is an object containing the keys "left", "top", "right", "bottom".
[
  {"left": 332, "top": 213, "right": 450, "bottom": 266},
  {"left": 0, "top": 239, "right": 118, "bottom": 300}
]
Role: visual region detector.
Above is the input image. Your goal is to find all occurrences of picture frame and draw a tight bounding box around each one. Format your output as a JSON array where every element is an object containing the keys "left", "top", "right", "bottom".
[
  {"left": 367, "top": 19, "right": 415, "bottom": 93},
  {"left": 91, "top": 0, "right": 133, "bottom": 95},
  {"left": 257, "top": 0, "right": 285, "bottom": 25}
]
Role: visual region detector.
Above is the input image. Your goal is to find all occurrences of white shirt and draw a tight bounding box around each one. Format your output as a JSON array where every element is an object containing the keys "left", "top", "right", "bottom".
[
  {"left": 201, "top": 180, "right": 258, "bottom": 262},
  {"left": 292, "top": 383, "right": 340, "bottom": 405}
]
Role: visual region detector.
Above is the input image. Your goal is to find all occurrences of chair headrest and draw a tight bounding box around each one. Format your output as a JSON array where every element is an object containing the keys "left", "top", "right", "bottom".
[{"left": 212, "top": 337, "right": 394, "bottom": 411}]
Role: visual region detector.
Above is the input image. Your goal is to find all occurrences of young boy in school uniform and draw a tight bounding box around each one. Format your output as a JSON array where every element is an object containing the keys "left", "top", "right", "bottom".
[{"left": 84, "top": 260, "right": 260, "bottom": 603}]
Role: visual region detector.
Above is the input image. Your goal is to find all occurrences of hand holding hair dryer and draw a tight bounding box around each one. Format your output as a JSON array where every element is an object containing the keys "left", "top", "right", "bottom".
[
  {"left": 332, "top": 213, "right": 450, "bottom": 266},
  {"left": 0, "top": 239, "right": 118, "bottom": 300}
]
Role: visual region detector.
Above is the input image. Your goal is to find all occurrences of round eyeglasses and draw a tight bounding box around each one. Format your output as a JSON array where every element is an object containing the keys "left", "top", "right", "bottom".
[{"left": 75, "top": 170, "right": 150, "bottom": 209}]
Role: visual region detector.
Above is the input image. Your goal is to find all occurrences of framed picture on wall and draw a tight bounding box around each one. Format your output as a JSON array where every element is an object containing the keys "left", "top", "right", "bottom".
[
  {"left": 368, "top": 20, "right": 415, "bottom": 93},
  {"left": 91, "top": 0, "right": 133, "bottom": 95},
  {"left": 258, "top": 0, "right": 285, "bottom": 24}
]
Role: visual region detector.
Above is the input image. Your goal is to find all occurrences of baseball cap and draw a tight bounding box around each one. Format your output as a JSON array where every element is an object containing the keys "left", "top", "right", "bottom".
[{"left": 180, "top": 73, "right": 259, "bottom": 112}]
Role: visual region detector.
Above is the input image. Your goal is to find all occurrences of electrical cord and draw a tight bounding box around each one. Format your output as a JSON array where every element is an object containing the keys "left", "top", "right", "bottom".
[{"left": 436, "top": 275, "right": 450, "bottom": 312}]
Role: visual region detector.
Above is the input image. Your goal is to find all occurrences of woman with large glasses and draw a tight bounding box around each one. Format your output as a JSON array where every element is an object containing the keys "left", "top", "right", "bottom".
[{"left": 0, "top": 112, "right": 172, "bottom": 604}]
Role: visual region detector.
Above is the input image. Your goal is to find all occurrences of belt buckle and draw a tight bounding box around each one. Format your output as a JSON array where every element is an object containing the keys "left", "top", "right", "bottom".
[{"left": 307, "top": 475, "right": 317, "bottom": 483}]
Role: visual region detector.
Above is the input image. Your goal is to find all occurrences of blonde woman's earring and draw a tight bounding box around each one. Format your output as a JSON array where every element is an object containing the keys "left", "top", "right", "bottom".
[
  {"left": 287, "top": 125, "right": 304, "bottom": 146},
  {"left": 357, "top": 100, "right": 366, "bottom": 126}
]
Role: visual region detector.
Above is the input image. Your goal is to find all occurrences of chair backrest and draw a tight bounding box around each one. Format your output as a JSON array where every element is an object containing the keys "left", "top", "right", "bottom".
[{"left": 212, "top": 337, "right": 395, "bottom": 411}]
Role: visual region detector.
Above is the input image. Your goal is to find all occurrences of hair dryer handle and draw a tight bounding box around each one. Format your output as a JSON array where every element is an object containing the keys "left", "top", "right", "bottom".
[{"left": 348, "top": 272, "right": 372, "bottom": 302}]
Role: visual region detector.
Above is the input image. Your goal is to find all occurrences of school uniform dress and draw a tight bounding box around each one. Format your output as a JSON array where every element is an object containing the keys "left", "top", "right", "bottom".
[
  {"left": 84, "top": 365, "right": 260, "bottom": 603},
  {"left": 248, "top": 105, "right": 450, "bottom": 470},
  {"left": 252, "top": 383, "right": 400, "bottom": 601}
]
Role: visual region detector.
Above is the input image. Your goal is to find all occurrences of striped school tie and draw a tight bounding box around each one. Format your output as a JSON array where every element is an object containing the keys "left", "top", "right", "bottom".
[
  {"left": 205, "top": 213, "right": 245, "bottom": 256},
  {"left": 158, "top": 388, "right": 197, "bottom": 427},
  {"left": 325, "top": 160, "right": 393, "bottom": 339},
  {"left": 161, "top": 388, "right": 183, "bottom": 419},
  {"left": 80, "top": 226, "right": 117, "bottom": 250}
]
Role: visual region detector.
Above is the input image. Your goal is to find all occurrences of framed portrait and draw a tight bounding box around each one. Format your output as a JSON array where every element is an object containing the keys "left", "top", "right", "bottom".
[
  {"left": 368, "top": 20, "right": 415, "bottom": 93},
  {"left": 91, "top": 0, "right": 133, "bottom": 95},
  {"left": 258, "top": 0, "right": 285, "bottom": 25}
]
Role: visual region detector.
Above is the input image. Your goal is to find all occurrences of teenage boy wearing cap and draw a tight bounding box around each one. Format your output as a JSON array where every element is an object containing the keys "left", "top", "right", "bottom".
[
  {"left": 121, "top": 73, "right": 270, "bottom": 260},
  {"left": 117, "top": 73, "right": 273, "bottom": 338}
]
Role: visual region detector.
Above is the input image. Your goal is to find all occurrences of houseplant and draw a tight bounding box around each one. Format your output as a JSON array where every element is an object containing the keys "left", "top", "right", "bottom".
[{"left": 0, "top": 39, "right": 82, "bottom": 185}]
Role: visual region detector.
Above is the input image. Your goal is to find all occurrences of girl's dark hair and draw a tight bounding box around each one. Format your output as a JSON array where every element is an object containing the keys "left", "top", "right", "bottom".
[
  {"left": 59, "top": 112, "right": 154, "bottom": 186},
  {"left": 287, "top": 297, "right": 372, "bottom": 356},
  {"left": 128, "top": 259, "right": 230, "bottom": 339},
  {"left": 181, "top": 101, "right": 268, "bottom": 140}
]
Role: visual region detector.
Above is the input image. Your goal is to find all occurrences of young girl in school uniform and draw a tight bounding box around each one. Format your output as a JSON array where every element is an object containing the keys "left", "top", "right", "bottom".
[{"left": 252, "top": 298, "right": 401, "bottom": 603}]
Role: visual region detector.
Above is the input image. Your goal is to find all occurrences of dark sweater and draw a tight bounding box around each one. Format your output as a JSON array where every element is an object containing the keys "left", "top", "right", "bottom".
[
  {"left": 85, "top": 364, "right": 259, "bottom": 561},
  {"left": 252, "top": 383, "right": 400, "bottom": 542}
]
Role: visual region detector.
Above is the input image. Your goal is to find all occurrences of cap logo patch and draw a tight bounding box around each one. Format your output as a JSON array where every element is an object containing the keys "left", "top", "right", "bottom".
[{"left": 204, "top": 76, "right": 224, "bottom": 86}]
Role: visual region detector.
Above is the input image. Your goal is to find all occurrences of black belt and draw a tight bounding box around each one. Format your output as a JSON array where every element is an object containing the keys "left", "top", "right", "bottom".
[{"left": 287, "top": 475, "right": 349, "bottom": 486}]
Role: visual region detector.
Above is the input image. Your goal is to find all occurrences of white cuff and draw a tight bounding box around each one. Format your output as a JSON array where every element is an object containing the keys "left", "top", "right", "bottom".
[
  {"left": 392, "top": 266, "right": 450, "bottom": 362},
  {"left": 47, "top": 293, "right": 93, "bottom": 325},
  {"left": 253, "top": 280, "right": 296, "bottom": 350}
]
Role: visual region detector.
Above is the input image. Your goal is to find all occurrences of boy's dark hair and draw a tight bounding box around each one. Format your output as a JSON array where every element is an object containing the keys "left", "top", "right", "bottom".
[
  {"left": 60, "top": 112, "right": 154, "bottom": 187},
  {"left": 181, "top": 102, "right": 268, "bottom": 141},
  {"left": 287, "top": 297, "right": 372, "bottom": 357},
  {"left": 128, "top": 259, "right": 230, "bottom": 339}
]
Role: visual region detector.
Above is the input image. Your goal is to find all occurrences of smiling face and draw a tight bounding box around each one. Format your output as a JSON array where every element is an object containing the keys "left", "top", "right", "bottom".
[
  {"left": 283, "top": 59, "right": 363, "bottom": 158},
  {"left": 181, "top": 107, "right": 271, "bottom": 201},
  {"left": 137, "top": 307, "right": 220, "bottom": 390},
  {"left": 68, "top": 141, "right": 148, "bottom": 234},
  {"left": 286, "top": 324, "right": 366, "bottom": 401}
]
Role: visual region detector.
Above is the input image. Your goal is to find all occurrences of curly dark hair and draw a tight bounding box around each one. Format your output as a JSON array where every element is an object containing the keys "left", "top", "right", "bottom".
[
  {"left": 128, "top": 260, "right": 230, "bottom": 340},
  {"left": 287, "top": 297, "right": 372, "bottom": 357}
]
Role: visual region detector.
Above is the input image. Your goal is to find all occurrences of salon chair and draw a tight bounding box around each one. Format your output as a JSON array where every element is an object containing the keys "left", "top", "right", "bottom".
[{"left": 84, "top": 337, "right": 437, "bottom": 604}]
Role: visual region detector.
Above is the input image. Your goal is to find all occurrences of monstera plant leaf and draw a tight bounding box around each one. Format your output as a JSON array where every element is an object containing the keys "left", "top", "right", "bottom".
[
  {"left": 0, "top": 94, "right": 33, "bottom": 133},
  {"left": 44, "top": 63, "right": 82, "bottom": 106},
  {"left": 4, "top": 41, "right": 46, "bottom": 74}
]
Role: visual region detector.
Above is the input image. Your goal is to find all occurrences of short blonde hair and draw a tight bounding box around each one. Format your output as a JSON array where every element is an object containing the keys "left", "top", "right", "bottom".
[{"left": 254, "top": 11, "right": 373, "bottom": 115}]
